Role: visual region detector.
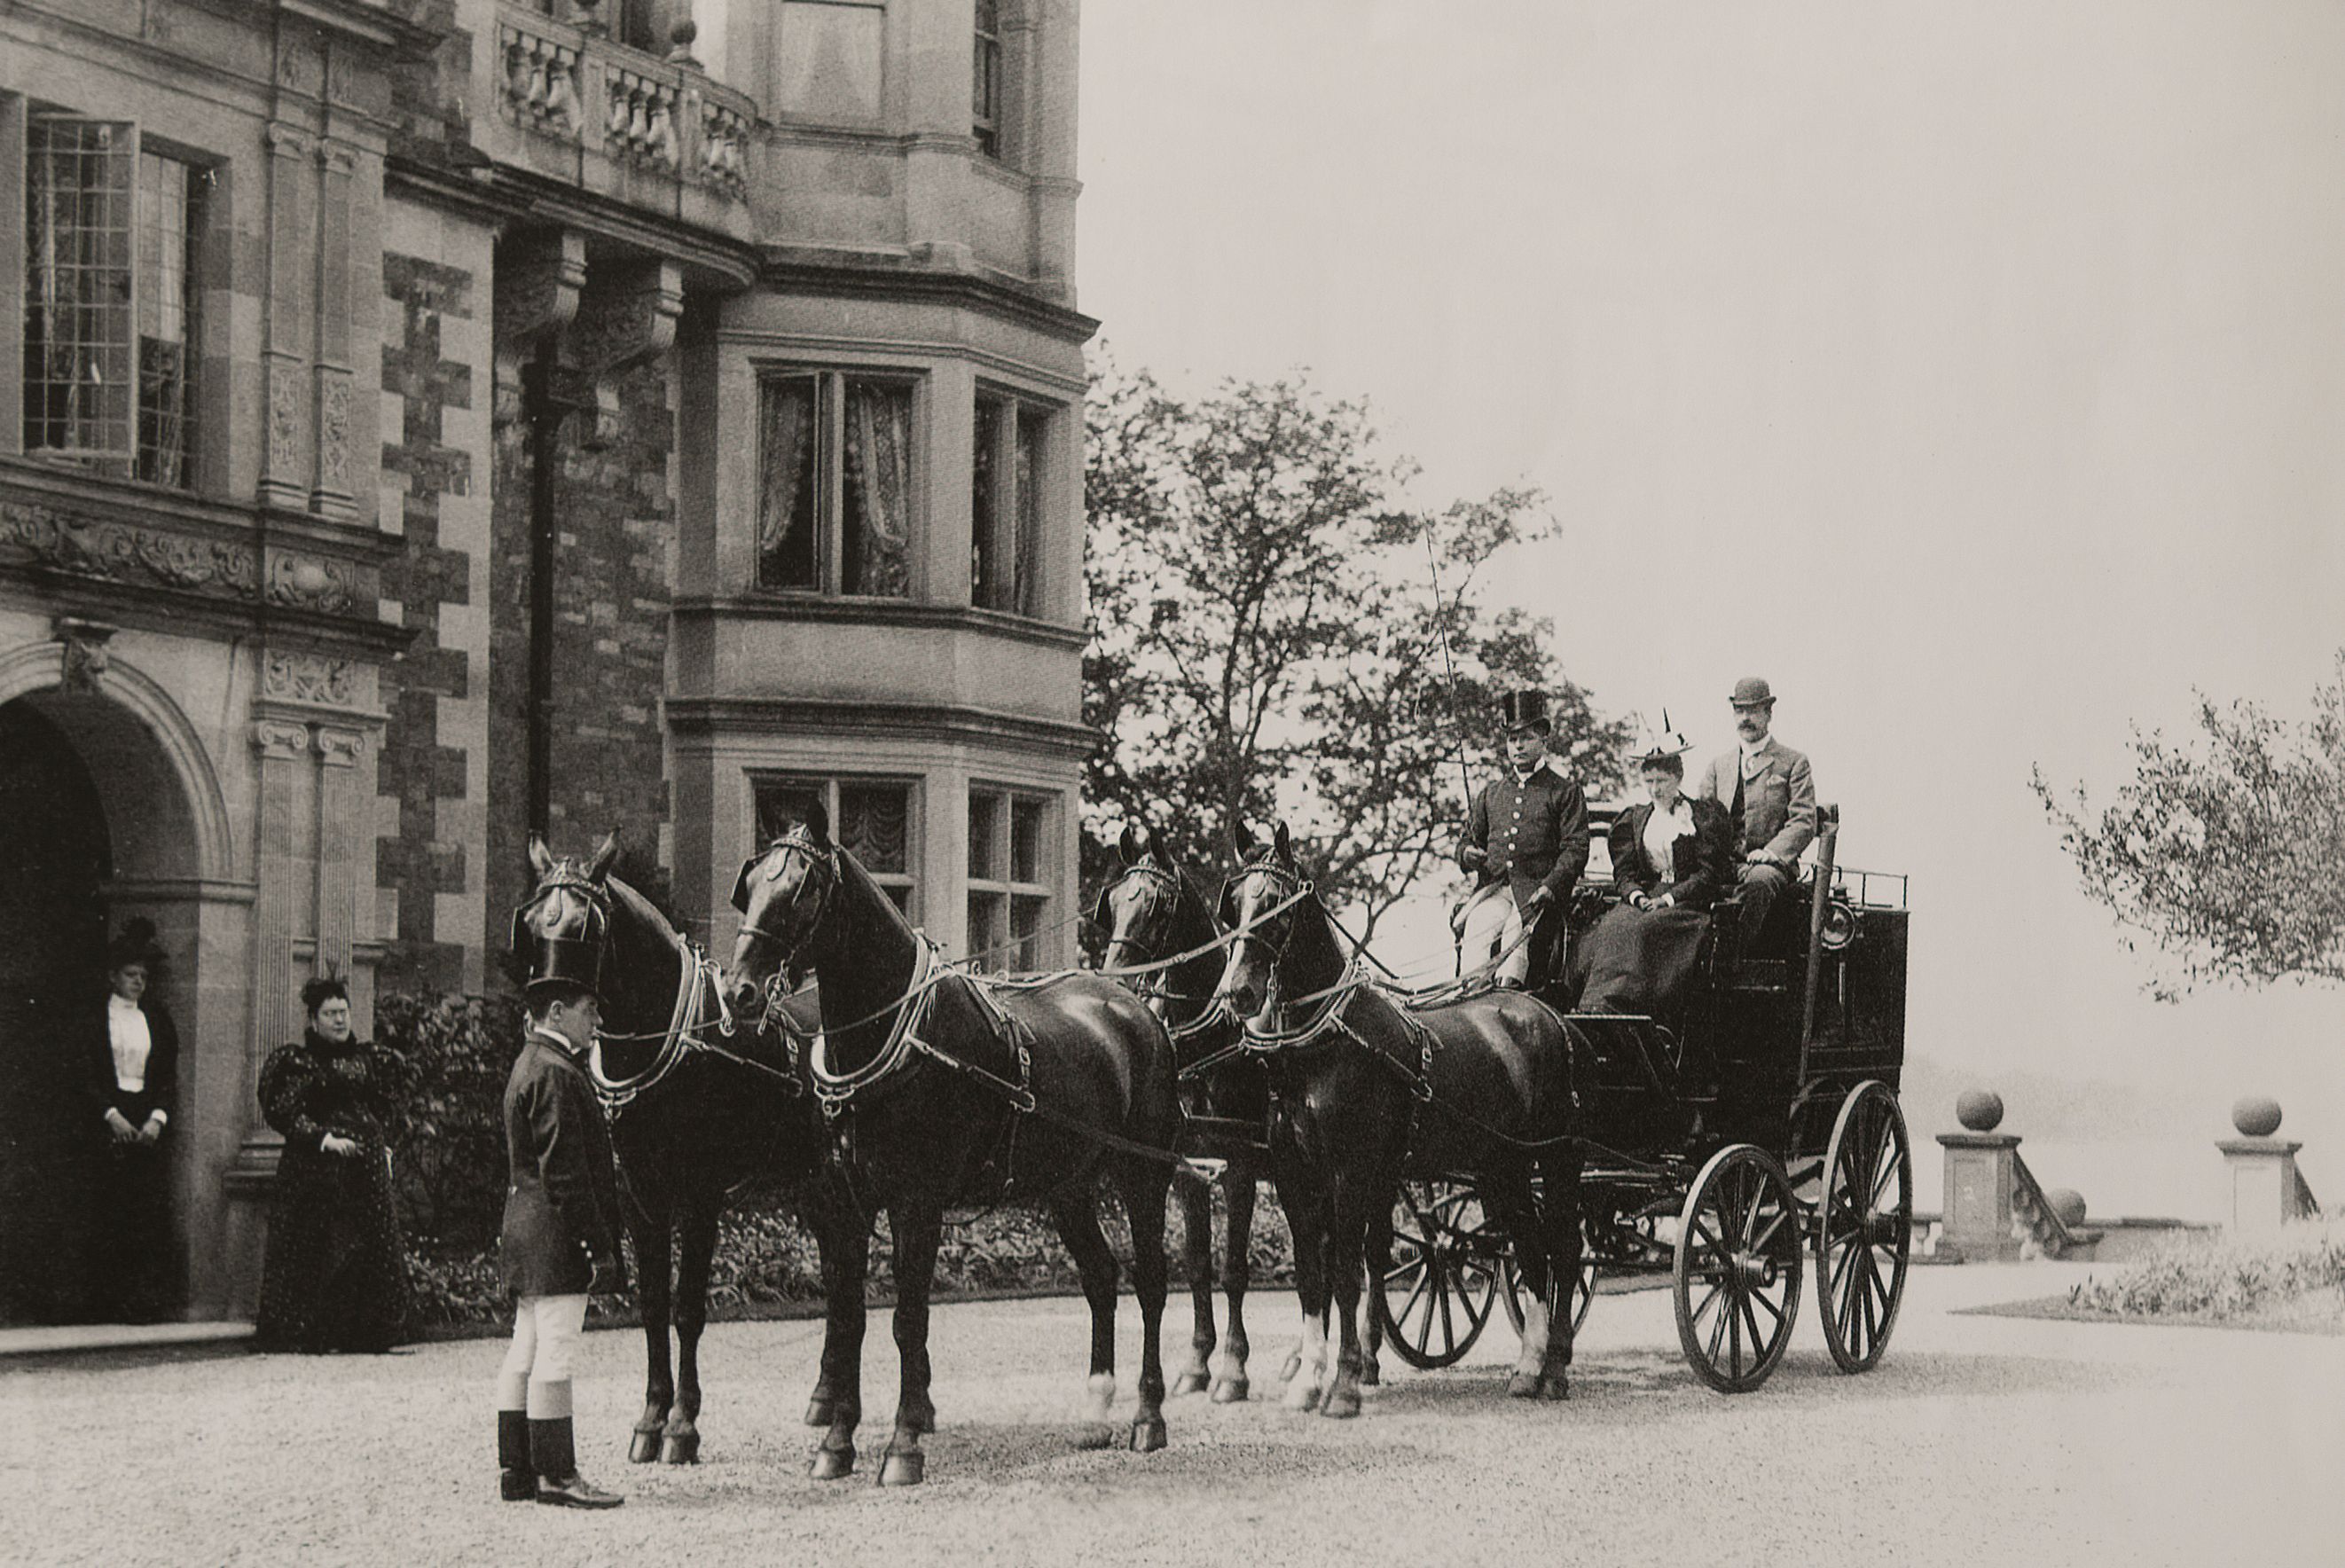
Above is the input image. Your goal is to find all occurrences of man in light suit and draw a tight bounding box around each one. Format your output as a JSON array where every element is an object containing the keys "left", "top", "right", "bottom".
[{"left": 1696, "top": 677, "right": 1816, "bottom": 943}]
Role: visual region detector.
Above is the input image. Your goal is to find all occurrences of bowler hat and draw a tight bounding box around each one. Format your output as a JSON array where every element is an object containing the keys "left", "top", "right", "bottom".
[
  {"left": 1498, "top": 690, "right": 1551, "bottom": 733},
  {"left": 1729, "top": 677, "right": 1776, "bottom": 708}
]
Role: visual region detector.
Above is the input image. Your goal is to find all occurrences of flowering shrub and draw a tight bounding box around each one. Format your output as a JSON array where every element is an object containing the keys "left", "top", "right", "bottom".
[
  {"left": 379, "top": 991, "right": 523, "bottom": 1249},
  {"left": 2069, "top": 1221, "right": 2345, "bottom": 1321}
]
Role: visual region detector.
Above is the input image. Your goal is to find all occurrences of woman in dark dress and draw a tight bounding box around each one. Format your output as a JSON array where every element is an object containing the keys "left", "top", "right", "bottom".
[
  {"left": 254, "top": 978, "right": 412, "bottom": 1352},
  {"left": 1576, "top": 731, "right": 1737, "bottom": 1017},
  {"left": 90, "top": 920, "right": 180, "bottom": 1322}
]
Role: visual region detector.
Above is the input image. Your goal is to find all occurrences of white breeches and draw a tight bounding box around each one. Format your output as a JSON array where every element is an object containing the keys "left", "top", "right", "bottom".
[
  {"left": 498, "top": 1292, "right": 589, "bottom": 1415},
  {"left": 1460, "top": 885, "right": 1530, "bottom": 984}
]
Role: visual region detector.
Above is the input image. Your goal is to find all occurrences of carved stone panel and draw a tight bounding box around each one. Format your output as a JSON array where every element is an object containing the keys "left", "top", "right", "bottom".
[
  {"left": 2, "top": 498, "right": 260, "bottom": 595},
  {"left": 261, "top": 651, "right": 358, "bottom": 708}
]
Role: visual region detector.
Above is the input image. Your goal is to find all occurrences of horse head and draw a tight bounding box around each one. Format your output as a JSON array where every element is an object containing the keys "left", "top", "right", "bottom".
[
  {"left": 512, "top": 831, "right": 621, "bottom": 994},
  {"left": 1097, "top": 822, "right": 1189, "bottom": 975},
  {"left": 725, "top": 803, "right": 842, "bottom": 1016},
  {"left": 1213, "top": 819, "right": 1303, "bottom": 1020}
]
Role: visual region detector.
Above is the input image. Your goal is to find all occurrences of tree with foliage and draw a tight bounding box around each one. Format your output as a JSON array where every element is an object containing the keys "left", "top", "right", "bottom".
[
  {"left": 2031, "top": 653, "right": 2345, "bottom": 1000},
  {"left": 1083, "top": 357, "right": 1630, "bottom": 943}
]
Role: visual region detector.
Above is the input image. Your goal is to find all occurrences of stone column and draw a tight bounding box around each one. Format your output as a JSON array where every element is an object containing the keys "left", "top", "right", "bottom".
[
  {"left": 2219, "top": 1096, "right": 2306, "bottom": 1238},
  {"left": 313, "top": 725, "right": 365, "bottom": 983},
  {"left": 1937, "top": 1088, "right": 2020, "bottom": 1262},
  {"left": 249, "top": 718, "right": 311, "bottom": 1088},
  {"left": 260, "top": 123, "right": 317, "bottom": 510},
  {"left": 310, "top": 142, "right": 358, "bottom": 520}
]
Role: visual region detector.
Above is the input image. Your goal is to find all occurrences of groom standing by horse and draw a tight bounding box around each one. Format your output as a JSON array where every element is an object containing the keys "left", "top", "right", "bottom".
[{"left": 1455, "top": 690, "right": 1591, "bottom": 991}]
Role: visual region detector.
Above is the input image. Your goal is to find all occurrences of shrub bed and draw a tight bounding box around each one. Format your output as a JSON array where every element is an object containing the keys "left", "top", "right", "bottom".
[
  {"left": 407, "top": 1181, "right": 1302, "bottom": 1332},
  {"left": 2067, "top": 1221, "right": 2345, "bottom": 1329}
]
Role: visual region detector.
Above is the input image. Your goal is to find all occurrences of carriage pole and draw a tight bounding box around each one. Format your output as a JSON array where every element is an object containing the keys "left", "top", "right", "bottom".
[{"left": 1796, "top": 804, "right": 1841, "bottom": 1085}]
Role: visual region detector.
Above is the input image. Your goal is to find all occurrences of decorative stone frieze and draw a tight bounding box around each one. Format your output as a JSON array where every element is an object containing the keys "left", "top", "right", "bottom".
[
  {"left": 1, "top": 499, "right": 260, "bottom": 595},
  {"left": 262, "top": 650, "right": 359, "bottom": 707},
  {"left": 266, "top": 552, "right": 358, "bottom": 615}
]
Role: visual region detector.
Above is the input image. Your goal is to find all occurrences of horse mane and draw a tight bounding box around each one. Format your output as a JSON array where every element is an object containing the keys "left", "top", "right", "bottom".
[{"left": 599, "top": 873, "right": 687, "bottom": 1035}]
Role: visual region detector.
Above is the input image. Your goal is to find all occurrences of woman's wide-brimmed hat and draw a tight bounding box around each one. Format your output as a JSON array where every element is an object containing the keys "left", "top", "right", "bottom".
[
  {"left": 106, "top": 918, "right": 164, "bottom": 971},
  {"left": 1635, "top": 710, "right": 1694, "bottom": 765}
]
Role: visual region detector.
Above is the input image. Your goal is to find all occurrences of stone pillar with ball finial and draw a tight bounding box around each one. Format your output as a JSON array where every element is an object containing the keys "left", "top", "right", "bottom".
[
  {"left": 2217, "top": 1097, "right": 2306, "bottom": 1238},
  {"left": 1938, "top": 1089, "right": 2023, "bottom": 1262}
]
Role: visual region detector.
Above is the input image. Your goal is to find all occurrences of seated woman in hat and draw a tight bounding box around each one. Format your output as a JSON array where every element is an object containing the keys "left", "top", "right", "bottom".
[{"left": 1575, "top": 725, "right": 1736, "bottom": 1018}]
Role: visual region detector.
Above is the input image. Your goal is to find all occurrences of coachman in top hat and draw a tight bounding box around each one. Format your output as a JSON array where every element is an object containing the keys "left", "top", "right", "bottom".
[
  {"left": 1455, "top": 690, "right": 1590, "bottom": 989},
  {"left": 494, "top": 854, "right": 630, "bottom": 1509}
]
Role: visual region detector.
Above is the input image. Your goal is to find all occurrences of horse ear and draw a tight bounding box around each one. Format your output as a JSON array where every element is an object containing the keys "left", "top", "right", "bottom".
[
  {"left": 1118, "top": 824, "right": 1140, "bottom": 866},
  {"left": 528, "top": 835, "right": 554, "bottom": 876},
  {"left": 1233, "top": 819, "right": 1258, "bottom": 859},
  {"left": 587, "top": 830, "right": 621, "bottom": 882},
  {"left": 804, "top": 801, "right": 832, "bottom": 845},
  {"left": 729, "top": 856, "right": 757, "bottom": 914},
  {"left": 1274, "top": 819, "right": 1292, "bottom": 863}
]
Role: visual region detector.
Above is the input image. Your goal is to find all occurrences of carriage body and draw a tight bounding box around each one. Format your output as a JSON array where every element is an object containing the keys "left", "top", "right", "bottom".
[{"left": 1378, "top": 804, "right": 1916, "bottom": 1392}]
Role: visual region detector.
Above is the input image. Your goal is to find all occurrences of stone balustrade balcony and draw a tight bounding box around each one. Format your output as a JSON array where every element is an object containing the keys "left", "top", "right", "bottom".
[{"left": 487, "top": 3, "right": 757, "bottom": 241}]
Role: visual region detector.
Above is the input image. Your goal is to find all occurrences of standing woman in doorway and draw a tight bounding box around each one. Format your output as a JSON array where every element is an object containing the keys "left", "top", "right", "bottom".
[
  {"left": 90, "top": 919, "right": 179, "bottom": 1322},
  {"left": 254, "top": 977, "right": 412, "bottom": 1352}
]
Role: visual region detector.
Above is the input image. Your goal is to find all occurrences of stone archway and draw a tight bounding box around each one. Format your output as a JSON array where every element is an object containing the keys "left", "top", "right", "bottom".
[
  {"left": 0, "top": 702, "right": 114, "bottom": 1323},
  {"left": 0, "top": 637, "right": 239, "bottom": 1323}
]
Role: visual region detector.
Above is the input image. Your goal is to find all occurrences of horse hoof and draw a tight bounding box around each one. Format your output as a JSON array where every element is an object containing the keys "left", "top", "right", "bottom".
[
  {"left": 803, "top": 1399, "right": 834, "bottom": 1429},
  {"left": 1073, "top": 1422, "right": 1118, "bottom": 1452},
  {"left": 877, "top": 1447, "right": 924, "bottom": 1487},
  {"left": 627, "top": 1430, "right": 663, "bottom": 1464},
  {"left": 1319, "top": 1390, "right": 1361, "bottom": 1420},
  {"left": 1359, "top": 1360, "right": 1381, "bottom": 1388},
  {"left": 1539, "top": 1372, "right": 1570, "bottom": 1402},
  {"left": 1282, "top": 1384, "right": 1322, "bottom": 1415},
  {"left": 1171, "top": 1370, "right": 1209, "bottom": 1397},
  {"left": 1128, "top": 1415, "right": 1168, "bottom": 1453},
  {"left": 661, "top": 1431, "right": 700, "bottom": 1464},
  {"left": 809, "top": 1444, "right": 856, "bottom": 1481},
  {"left": 1505, "top": 1372, "right": 1544, "bottom": 1400},
  {"left": 1209, "top": 1376, "right": 1250, "bottom": 1404}
]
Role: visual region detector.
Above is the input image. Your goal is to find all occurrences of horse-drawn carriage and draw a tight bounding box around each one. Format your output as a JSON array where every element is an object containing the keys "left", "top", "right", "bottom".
[{"left": 1376, "top": 803, "right": 1914, "bottom": 1392}]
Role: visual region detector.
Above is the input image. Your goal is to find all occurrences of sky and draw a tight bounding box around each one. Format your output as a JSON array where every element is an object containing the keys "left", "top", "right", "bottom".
[{"left": 1075, "top": 0, "right": 2345, "bottom": 1211}]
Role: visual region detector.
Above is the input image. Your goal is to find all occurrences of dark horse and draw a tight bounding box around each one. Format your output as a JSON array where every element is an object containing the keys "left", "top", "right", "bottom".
[
  {"left": 1096, "top": 824, "right": 1326, "bottom": 1409},
  {"left": 722, "top": 808, "right": 1180, "bottom": 1486},
  {"left": 1214, "top": 820, "right": 1584, "bottom": 1415},
  {"left": 516, "top": 835, "right": 841, "bottom": 1467}
]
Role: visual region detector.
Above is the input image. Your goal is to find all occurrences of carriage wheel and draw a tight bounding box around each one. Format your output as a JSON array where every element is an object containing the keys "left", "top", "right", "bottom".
[
  {"left": 1377, "top": 1180, "right": 1502, "bottom": 1369},
  {"left": 1497, "top": 1231, "right": 1598, "bottom": 1337},
  {"left": 1816, "top": 1080, "right": 1912, "bottom": 1373},
  {"left": 1673, "top": 1145, "right": 1805, "bottom": 1393}
]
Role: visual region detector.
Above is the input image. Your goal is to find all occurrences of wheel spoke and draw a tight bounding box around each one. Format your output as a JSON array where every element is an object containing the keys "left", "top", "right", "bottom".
[
  {"left": 1748, "top": 1283, "right": 1784, "bottom": 1330},
  {"left": 1689, "top": 1277, "right": 1725, "bottom": 1329},
  {"left": 1434, "top": 1257, "right": 1455, "bottom": 1350},
  {"left": 1727, "top": 1282, "right": 1744, "bottom": 1379},
  {"left": 1705, "top": 1286, "right": 1731, "bottom": 1367},
  {"left": 1738, "top": 1290, "right": 1767, "bottom": 1361},
  {"left": 1751, "top": 1203, "right": 1792, "bottom": 1258}
]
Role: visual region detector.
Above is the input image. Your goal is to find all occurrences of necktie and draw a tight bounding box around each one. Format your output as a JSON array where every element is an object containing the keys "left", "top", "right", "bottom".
[{"left": 1730, "top": 760, "right": 1747, "bottom": 848}]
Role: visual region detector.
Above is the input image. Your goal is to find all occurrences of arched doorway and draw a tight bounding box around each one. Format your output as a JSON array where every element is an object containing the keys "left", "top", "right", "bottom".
[{"left": 0, "top": 700, "right": 114, "bottom": 1323}]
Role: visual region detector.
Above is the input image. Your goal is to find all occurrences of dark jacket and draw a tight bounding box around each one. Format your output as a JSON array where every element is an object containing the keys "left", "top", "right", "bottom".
[
  {"left": 1458, "top": 760, "right": 1591, "bottom": 915},
  {"left": 499, "top": 1030, "right": 626, "bottom": 1298},
  {"left": 92, "top": 1000, "right": 177, "bottom": 1131},
  {"left": 1610, "top": 796, "right": 1737, "bottom": 911}
]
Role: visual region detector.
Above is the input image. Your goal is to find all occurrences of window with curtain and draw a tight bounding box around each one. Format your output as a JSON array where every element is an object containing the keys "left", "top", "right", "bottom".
[
  {"left": 757, "top": 370, "right": 915, "bottom": 597},
  {"left": 22, "top": 118, "right": 203, "bottom": 488},
  {"left": 753, "top": 774, "right": 916, "bottom": 916},
  {"left": 972, "top": 388, "right": 1053, "bottom": 616}
]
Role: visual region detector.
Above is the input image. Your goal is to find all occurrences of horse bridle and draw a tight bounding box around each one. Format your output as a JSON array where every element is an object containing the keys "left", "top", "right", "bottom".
[
  {"left": 513, "top": 866, "right": 614, "bottom": 985},
  {"left": 733, "top": 834, "right": 841, "bottom": 976},
  {"left": 1222, "top": 857, "right": 1308, "bottom": 973},
  {"left": 1101, "top": 862, "right": 1185, "bottom": 981}
]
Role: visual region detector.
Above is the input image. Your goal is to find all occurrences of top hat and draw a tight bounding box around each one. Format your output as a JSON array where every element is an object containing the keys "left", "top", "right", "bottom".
[
  {"left": 1497, "top": 690, "right": 1552, "bottom": 734},
  {"left": 1729, "top": 677, "right": 1776, "bottom": 708},
  {"left": 510, "top": 902, "right": 608, "bottom": 1002}
]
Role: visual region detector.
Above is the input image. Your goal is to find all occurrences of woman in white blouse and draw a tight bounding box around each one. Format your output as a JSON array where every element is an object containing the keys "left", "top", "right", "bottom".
[{"left": 90, "top": 919, "right": 178, "bottom": 1321}]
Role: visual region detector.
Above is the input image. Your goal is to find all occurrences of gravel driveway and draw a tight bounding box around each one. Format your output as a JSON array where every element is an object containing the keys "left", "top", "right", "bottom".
[{"left": 2, "top": 1263, "right": 2335, "bottom": 1568}]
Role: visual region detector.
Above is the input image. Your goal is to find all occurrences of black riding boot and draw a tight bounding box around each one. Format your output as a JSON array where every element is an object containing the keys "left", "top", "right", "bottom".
[
  {"left": 498, "top": 1410, "right": 535, "bottom": 1501},
  {"left": 531, "top": 1417, "right": 624, "bottom": 1509}
]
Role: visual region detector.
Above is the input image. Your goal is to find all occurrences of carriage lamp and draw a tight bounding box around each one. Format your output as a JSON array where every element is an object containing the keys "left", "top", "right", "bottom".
[{"left": 1818, "top": 896, "right": 1860, "bottom": 952}]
